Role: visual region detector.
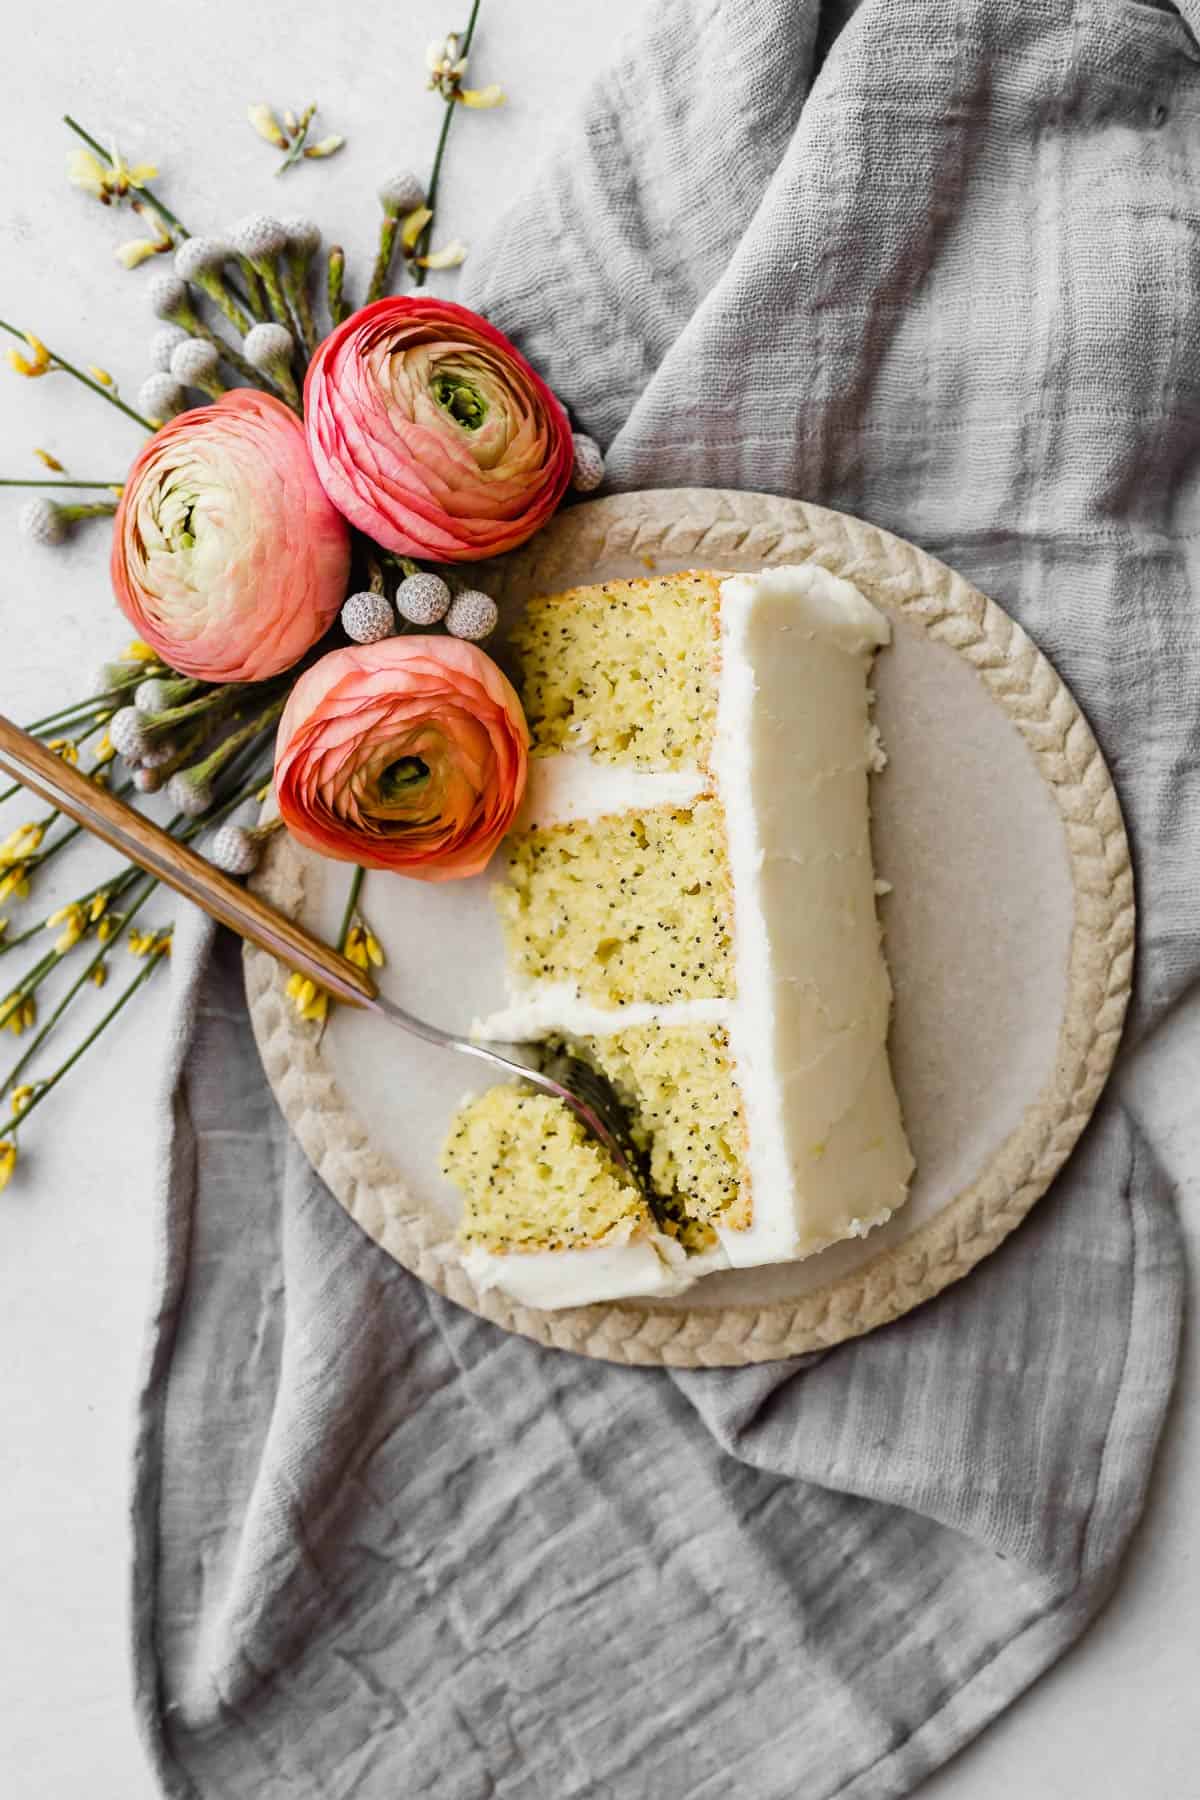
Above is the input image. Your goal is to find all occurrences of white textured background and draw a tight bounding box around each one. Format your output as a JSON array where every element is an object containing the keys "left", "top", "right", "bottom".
[{"left": 0, "top": 4, "right": 1196, "bottom": 1795}]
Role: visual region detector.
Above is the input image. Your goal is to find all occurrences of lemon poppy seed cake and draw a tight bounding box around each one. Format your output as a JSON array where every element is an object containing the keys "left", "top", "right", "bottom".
[{"left": 440, "top": 565, "right": 915, "bottom": 1308}]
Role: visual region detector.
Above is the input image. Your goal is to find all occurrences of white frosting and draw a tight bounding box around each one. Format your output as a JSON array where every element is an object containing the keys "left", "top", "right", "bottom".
[
  {"left": 517, "top": 752, "right": 709, "bottom": 829},
  {"left": 712, "top": 565, "right": 913, "bottom": 1266},
  {"left": 463, "top": 562, "right": 914, "bottom": 1307},
  {"left": 463, "top": 1223, "right": 729, "bottom": 1310},
  {"left": 475, "top": 985, "right": 729, "bottom": 1044}
]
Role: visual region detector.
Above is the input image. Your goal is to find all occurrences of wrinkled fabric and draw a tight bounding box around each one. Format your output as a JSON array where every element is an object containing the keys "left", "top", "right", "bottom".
[{"left": 135, "top": 4, "right": 1191, "bottom": 1795}]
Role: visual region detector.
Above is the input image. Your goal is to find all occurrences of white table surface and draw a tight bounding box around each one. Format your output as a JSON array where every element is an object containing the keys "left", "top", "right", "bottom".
[{"left": 1, "top": 5, "right": 1196, "bottom": 1796}]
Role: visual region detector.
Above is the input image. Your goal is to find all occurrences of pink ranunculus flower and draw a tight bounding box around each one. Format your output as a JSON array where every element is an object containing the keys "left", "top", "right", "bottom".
[
  {"left": 112, "top": 390, "right": 351, "bottom": 683},
  {"left": 274, "top": 637, "right": 530, "bottom": 882},
  {"left": 304, "top": 297, "right": 574, "bottom": 562}
]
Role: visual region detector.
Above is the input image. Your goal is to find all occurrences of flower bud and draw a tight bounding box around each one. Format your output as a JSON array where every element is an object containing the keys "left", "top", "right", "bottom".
[
  {"left": 230, "top": 214, "right": 288, "bottom": 264},
  {"left": 378, "top": 171, "right": 425, "bottom": 218},
  {"left": 168, "top": 771, "right": 213, "bottom": 817},
  {"left": 341, "top": 591, "right": 395, "bottom": 644},
  {"left": 149, "top": 325, "right": 191, "bottom": 373},
  {"left": 207, "top": 823, "right": 260, "bottom": 876},
  {"left": 396, "top": 572, "right": 452, "bottom": 625},
  {"left": 19, "top": 497, "right": 67, "bottom": 546},
  {"left": 109, "top": 706, "right": 150, "bottom": 760},
  {"left": 133, "top": 677, "right": 173, "bottom": 716},
  {"left": 174, "top": 237, "right": 233, "bottom": 281},
  {"left": 243, "top": 322, "right": 295, "bottom": 373},
  {"left": 148, "top": 272, "right": 190, "bottom": 321},
  {"left": 570, "top": 432, "right": 605, "bottom": 493},
  {"left": 445, "top": 589, "right": 499, "bottom": 642},
  {"left": 170, "top": 338, "right": 222, "bottom": 387},
  {"left": 279, "top": 216, "right": 321, "bottom": 258},
  {"left": 137, "top": 373, "right": 188, "bottom": 423}
]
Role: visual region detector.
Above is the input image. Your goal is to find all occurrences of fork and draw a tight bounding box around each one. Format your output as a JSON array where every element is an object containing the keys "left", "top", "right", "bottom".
[{"left": 0, "top": 713, "right": 646, "bottom": 1189}]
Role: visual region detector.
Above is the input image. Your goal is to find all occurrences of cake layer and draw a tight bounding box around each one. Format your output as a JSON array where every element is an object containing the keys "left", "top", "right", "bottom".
[
  {"left": 578, "top": 1025, "right": 747, "bottom": 1230},
  {"left": 445, "top": 1086, "right": 654, "bottom": 1253},
  {"left": 497, "top": 800, "right": 734, "bottom": 1007},
  {"left": 510, "top": 572, "right": 720, "bottom": 769}
]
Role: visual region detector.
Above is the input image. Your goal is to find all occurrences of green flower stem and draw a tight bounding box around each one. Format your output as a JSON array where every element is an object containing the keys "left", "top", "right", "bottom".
[
  {"left": 337, "top": 866, "right": 364, "bottom": 951},
  {"left": 367, "top": 216, "right": 400, "bottom": 304},
  {"left": 0, "top": 478, "right": 121, "bottom": 489},
  {"left": 253, "top": 259, "right": 293, "bottom": 330},
  {"left": 0, "top": 878, "right": 158, "bottom": 1104},
  {"left": 0, "top": 319, "right": 154, "bottom": 431},
  {"left": 282, "top": 264, "right": 317, "bottom": 358},
  {"left": 413, "top": 0, "right": 484, "bottom": 288},
  {"left": 24, "top": 700, "right": 112, "bottom": 737},
  {"left": 4, "top": 925, "right": 168, "bottom": 1133},
  {"left": 62, "top": 115, "right": 188, "bottom": 240},
  {"left": 0, "top": 948, "right": 60, "bottom": 1031},
  {"left": 61, "top": 501, "right": 118, "bottom": 524},
  {"left": 326, "top": 246, "right": 348, "bottom": 326},
  {"left": 235, "top": 260, "right": 270, "bottom": 322},
  {"left": 184, "top": 699, "right": 286, "bottom": 789},
  {"left": 146, "top": 686, "right": 237, "bottom": 733},
  {"left": 193, "top": 270, "right": 253, "bottom": 336}
]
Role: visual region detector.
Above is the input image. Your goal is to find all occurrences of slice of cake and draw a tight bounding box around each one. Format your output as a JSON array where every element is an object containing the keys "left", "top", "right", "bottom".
[{"left": 442, "top": 564, "right": 915, "bottom": 1308}]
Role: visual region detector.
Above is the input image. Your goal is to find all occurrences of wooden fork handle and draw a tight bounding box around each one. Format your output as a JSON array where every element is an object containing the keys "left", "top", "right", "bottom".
[{"left": 0, "top": 714, "right": 377, "bottom": 1010}]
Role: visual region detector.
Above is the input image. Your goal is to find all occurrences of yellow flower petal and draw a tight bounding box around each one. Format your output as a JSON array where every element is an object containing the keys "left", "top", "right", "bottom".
[
  {"left": 458, "top": 85, "right": 505, "bottom": 109},
  {"left": 34, "top": 447, "right": 64, "bottom": 472},
  {"left": 67, "top": 148, "right": 108, "bottom": 198},
  {"left": 124, "top": 640, "right": 157, "bottom": 662},
  {"left": 401, "top": 205, "right": 433, "bottom": 252},
  {"left": 116, "top": 238, "right": 169, "bottom": 270},
  {"left": 0, "top": 1141, "right": 17, "bottom": 1192},
  {"left": 303, "top": 134, "right": 346, "bottom": 159},
  {"left": 91, "top": 961, "right": 108, "bottom": 988},
  {"left": 248, "top": 103, "right": 289, "bottom": 149},
  {"left": 415, "top": 241, "right": 468, "bottom": 271},
  {"left": 87, "top": 365, "right": 114, "bottom": 387}
]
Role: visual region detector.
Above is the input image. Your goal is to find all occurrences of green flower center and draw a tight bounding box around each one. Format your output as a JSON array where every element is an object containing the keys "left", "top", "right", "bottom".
[
  {"left": 432, "top": 375, "right": 487, "bottom": 431},
  {"left": 378, "top": 756, "right": 430, "bottom": 804}
]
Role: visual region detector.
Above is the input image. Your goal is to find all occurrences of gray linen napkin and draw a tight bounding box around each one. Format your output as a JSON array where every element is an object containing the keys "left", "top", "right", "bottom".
[{"left": 134, "top": 2, "right": 1194, "bottom": 1795}]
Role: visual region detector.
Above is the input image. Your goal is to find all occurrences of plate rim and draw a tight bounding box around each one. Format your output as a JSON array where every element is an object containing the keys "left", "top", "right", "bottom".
[{"left": 245, "top": 487, "right": 1134, "bottom": 1367}]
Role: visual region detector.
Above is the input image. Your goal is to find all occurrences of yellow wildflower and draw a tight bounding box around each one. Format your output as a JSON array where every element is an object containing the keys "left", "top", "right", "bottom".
[
  {"left": 248, "top": 103, "right": 289, "bottom": 149},
  {"left": 47, "top": 738, "right": 80, "bottom": 766},
  {"left": 67, "top": 144, "right": 157, "bottom": 203},
  {"left": 87, "top": 364, "right": 115, "bottom": 387},
  {"left": 0, "top": 1140, "right": 16, "bottom": 1193},
  {"left": 34, "top": 448, "right": 64, "bottom": 471},
  {"left": 303, "top": 135, "right": 345, "bottom": 160},
  {"left": 401, "top": 206, "right": 433, "bottom": 253},
  {"left": 116, "top": 204, "right": 173, "bottom": 270},
  {"left": 93, "top": 732, "right": 115, "bottom": 768},
  {"left": 10, "top": 1085, "right": 35, "bottom": 1117},
  {"left": 0, "top": 866, "right": 29, "bottom": 905},
  {"left": 286, "top": 970, "right": 329, "bottom": 1024},
  {"left": 2, "top": 994, "right": 36, "bottom": 1036},
  {"left": 7, "top": 333, "right": 52, "bottom": 378},
  {"left": 47, "top": 902, "right": 86, "bottom": 954},
  {"left": 0, "top": 821, "right": 44, "bottom": 864},
  {"left": 0, "top": 919, "right": 7, "bottom": 941},
  {"left": 344, "top": 922, "right": 385, "bottom": 973},
  {"left": 123, "top": 640, "right": 157, "bottom": 662},
  {"left": 415, "top": 242, "right": 468, "bottom": 271},
  {"left": 458, "top": 85, "right": 504, "bottom": 109},
  {"left": 91, "top": 960, "right": 108, "bottom": 989},
  {"left": 88, "top": 893, "right": 109, "bottom": 923},
  {"left": 127, "top": 927, "right": 157, "bottom": 957},
  {"left": 97, "top": 916, "right": 117, "bottom": 944}
]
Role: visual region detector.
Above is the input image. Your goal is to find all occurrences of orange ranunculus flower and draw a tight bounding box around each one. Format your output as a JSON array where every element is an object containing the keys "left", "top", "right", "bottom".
[
  {"left": 274, "top": 637, "right": 529, "bottom": 882},
  {"left": 111, "top": 390, "right": 351, "bottom": 683},
  {"left": 304, "top": 297, "right": 573, "bottom": 562}
]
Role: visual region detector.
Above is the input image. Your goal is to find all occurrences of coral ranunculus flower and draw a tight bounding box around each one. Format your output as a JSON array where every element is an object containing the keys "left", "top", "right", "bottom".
[
  {"left": 111, "top": 390, "right": 351, "bottom": 683},
  {"left": 274, "top": 638, "right": 529, "bottom": 881},
  {"left": 304, "top": 297, "right": 573, "bottom": 561}
]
